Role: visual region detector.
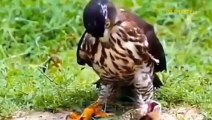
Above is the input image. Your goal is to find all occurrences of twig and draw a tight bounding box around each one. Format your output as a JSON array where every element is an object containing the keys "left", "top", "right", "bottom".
[{"left": 38, "top": 68, "right": 59, "bottom": 86}]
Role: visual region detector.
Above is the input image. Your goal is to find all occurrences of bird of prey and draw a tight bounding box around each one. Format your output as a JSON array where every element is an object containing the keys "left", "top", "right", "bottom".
[{"left": 67, "top": 0, "right": 166, "bottom": 119}]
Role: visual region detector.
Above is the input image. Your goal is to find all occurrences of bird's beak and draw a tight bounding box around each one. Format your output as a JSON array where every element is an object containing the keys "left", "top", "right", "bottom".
[{"left": 99, "top": 29, "right": 110, "bottom": 42}]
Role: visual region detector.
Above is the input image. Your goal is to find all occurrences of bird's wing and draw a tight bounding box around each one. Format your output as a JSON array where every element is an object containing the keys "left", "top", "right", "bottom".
[
  {"left": 76, "top": 31, "right": 99, "bottom": 67},
  {"left": 76, "top": 31, "right": 87, "bottom": 65},
  {"left": 117, "top": 10, "right": 166, "bottom": 88},
  {"left": 145, "top": 27, "right": 167, "bottom": 72},
  {"left": 119, "top": 10, "right": 167, "bottom": 72}
]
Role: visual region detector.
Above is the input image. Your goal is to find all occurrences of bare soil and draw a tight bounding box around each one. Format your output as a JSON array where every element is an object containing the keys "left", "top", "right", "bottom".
[{"left": 11, "top": 106, "right": 206, "bottom": 120}]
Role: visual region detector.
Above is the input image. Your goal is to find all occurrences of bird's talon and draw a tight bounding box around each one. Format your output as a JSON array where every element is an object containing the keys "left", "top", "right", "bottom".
[
  {"left": 67, "top": 102, "right": 113, "bottom": 120},
  {"left": 66, "top": 112, "right": 81, "bottom": 120},
  {"left": 94, "top": 112, "right": 114, "bottom": 118}
]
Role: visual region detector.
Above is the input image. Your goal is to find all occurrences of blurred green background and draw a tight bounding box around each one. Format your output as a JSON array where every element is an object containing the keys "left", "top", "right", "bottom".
[{"left": 0, "top": 0, "right": 212, "bottom": 118}]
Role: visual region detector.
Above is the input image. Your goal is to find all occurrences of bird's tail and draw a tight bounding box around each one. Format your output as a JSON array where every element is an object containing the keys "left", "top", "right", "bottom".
[{"left": 153, "top": 73, "right": 163, "bottom": 88}]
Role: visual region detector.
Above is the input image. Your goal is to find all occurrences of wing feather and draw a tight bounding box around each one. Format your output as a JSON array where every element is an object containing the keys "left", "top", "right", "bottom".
[
  {"left": 120, "top": 10, "right": 167, "bottom": 72},
  {"left": 76, "top": 31, "right": 87, "bottom": 65}
]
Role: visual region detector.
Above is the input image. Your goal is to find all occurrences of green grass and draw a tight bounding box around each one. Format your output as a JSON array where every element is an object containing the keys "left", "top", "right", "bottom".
[{"left": 0, "top": 0, "right": 212, "bottom": 119}]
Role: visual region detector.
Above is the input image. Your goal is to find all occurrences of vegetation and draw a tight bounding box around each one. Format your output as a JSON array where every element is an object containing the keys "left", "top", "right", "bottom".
[{"left": 0, "top": 0, "right": 211, "bottom": 119}]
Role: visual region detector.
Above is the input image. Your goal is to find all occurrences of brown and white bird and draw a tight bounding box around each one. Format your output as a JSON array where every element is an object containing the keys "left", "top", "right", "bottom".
[{"left": 67, "top": 0, "right": 166, "bottom": 119}]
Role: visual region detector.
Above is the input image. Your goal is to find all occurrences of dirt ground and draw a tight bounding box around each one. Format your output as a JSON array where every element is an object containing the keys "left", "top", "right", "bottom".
[{"left": 11, "top": 106, "right": 206, "bottom": 120}]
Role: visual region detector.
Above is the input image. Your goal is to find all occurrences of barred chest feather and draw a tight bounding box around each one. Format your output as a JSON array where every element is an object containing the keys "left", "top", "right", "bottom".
[{"left": 79, "top": 22, "right": 152, "bottom": 81}]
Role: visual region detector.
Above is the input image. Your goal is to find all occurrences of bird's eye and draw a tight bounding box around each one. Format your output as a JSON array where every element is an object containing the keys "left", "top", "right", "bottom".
[{"left": 105, "top": 19, "right": 110, "bottom": 28}]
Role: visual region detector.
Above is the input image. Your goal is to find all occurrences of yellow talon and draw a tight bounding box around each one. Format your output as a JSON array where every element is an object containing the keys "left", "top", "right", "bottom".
[{"left": 67, "top": 101, "right": 113, "bottom": 120}]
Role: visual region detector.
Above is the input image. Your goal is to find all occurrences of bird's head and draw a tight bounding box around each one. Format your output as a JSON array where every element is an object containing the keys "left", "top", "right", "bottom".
[{"left": 83, "top": 0, "right": 117, "bottom": 38}]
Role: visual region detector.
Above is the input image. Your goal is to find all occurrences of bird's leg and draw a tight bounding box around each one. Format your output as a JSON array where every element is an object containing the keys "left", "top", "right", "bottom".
[
  {"left": 93, "top": 83, "right": 116, "bottom": 118},
  {"left": 66, "top": 83, "right": 114, "bottom": 120},
  {"left": 133, "top": 71, "right": 154, "bottom": 117}
]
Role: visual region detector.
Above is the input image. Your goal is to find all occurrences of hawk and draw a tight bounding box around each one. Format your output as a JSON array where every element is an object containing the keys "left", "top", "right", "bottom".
[{"left": 67, "top": 0, "right": 166, "bottom": 119}]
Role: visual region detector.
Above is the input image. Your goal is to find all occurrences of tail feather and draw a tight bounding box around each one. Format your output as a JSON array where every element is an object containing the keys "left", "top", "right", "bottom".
[{"left": 153, "top": 74, "right": 163, "bottom": 88}]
